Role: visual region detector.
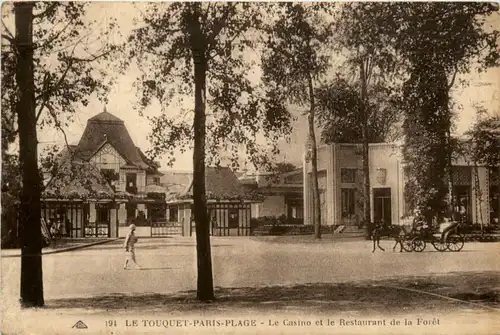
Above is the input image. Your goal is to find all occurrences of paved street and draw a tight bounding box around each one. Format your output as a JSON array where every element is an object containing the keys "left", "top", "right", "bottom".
[
  {"left": 2, "top": 237, "right": 500, "bottom": 299},
  {"left": 1, "top": 237, "right": 499, "bottom": 334},
  {"left": 2, "top": 237, "right": 499, "bottom": 300}
]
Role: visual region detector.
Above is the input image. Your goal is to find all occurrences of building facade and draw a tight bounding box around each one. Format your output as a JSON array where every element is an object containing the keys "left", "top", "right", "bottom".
[
  {"left": 239, "top": 169, "right": 304, "bottom": 223},
  {"left": 164, "top": 167, "right": 261, "bottom": 236},
  {"left": 304, "top": 143, "right": 500, "bottom": 228},
  {"left": 41, "top": 109, "right": 263, "bottom": 239},
  {"left": 42, "top": 110, "right": 169, "bottom": 238}
]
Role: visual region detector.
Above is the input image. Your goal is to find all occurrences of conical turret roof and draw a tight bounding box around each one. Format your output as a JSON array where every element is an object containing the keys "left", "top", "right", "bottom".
[{"left": 74, "top": 108, "right": 149, "bottom": 169}]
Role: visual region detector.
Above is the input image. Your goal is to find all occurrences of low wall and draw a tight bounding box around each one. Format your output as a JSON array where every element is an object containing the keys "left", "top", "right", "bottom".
[{"left": 118, "top": 226, "right": 151, "bottom": 238}]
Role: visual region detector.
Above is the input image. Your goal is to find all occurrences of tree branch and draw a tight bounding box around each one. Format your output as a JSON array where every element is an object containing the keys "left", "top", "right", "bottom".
[
  {"left": 33, "top": 3, "right": 58, "bottom": 19},
  {"left": 1, "top": 34, "right": 14, "bottom": 43},
  {"left": 39, "top": 104, "right": 76, "bottom": 192},
  {"left": 45, "top": 17, "right": 105, "bottom": 55},
  {"left": 201, "top": 2, "right": 213, "bottom": 26},
  {"left": 447, "top": 64, "right": 459, "bottom": 91},
  {"left": 35, "top": 27, "right": 115, "bottom": 121},
  {"left": 2, "top": 19, "right": 14, "bottom": 41},
  {"left": 365, "top": 55, "right": 374, "bottom": 87},
  {"left": 143, "top": 48, "right": 170, "bottom": 59},
  {"left": 138, "top": 4, "right": 182, "bottom": 37},
  {"left": 35, "top": 59, "right": 74, "bottom": 122},
  {"left": 47, "top": 104, "right": 74, "bottom": 158},
  {"left": 205, "top": 4, "right": 233, "bottom": 48},
  {"left": 69, "top": 47, "right": 115, "bottom": 63},
  {"left": 206, "top": 23, "right": 248, "bottom": 62},
  {"left": 34, "top": 19, "right": 73, "bottom": 51}
]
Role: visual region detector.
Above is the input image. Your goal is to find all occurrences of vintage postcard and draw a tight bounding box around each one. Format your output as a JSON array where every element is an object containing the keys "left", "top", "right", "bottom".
[{"left": 1, "top": 1, "right": 499, "bottom": 334}]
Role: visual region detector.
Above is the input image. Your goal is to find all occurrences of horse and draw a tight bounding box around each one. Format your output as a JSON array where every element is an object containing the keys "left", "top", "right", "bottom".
[{"left": 370, "top": 222, "right": 407, "bottom": 253}]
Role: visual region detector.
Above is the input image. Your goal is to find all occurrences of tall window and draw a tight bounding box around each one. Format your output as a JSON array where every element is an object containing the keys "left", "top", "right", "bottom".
[
  {"left": 169, "top": 205, "right": 178, "bottom": 222},
  {"left": 96, "top": 204, "right": 109, "bottom": 223},
  {"left": 148, "top": 203, "right": 166, "bottom": 222},
  {"left": 126, "top": 203, "right": 136, "bottom": 222},
  {"left": 126, "top": 173, "right": 137, "bottom": 194},
  {"left": 228, "top": 208, "right": 239, "bottom": 228},
  {"left": 341, "top": 188, "right": 356, "bottom": 218},
  {"left": 490, "top": 167, "right": 499, "bottom": 225}
]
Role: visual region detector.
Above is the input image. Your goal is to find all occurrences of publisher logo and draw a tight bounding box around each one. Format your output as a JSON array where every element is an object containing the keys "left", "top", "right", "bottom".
[{"left": 72, "top": 320, "right": 88, "bottom": 329}]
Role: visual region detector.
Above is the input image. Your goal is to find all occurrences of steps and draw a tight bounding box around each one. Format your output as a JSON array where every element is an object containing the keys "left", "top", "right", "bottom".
[
  {"left": 333, "top": 225, "right": 345, "bottom": 234},
  {"left": 338, "top": 225, "right": 365, "bottom": 237}
]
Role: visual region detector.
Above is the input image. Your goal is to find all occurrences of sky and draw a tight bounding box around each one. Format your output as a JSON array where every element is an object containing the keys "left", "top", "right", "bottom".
[{"left": 17, "top": 2, "right": 500, "bottom": 172}]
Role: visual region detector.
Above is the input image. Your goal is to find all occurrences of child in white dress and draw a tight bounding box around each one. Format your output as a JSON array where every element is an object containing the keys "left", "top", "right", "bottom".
[{"left": 123, "top": 224, "right": 141, "bottom": 270}]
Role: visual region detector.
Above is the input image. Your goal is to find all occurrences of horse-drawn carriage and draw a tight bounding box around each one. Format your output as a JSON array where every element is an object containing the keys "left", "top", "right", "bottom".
[
  {"left": 404, "top": 221, "right": 465, "bottom": 252},
  {"left": 371, "top": 219, "right": 466, "bottom": 253}
]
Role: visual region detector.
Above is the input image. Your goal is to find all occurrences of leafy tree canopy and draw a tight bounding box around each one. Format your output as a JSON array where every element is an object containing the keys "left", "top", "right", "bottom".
[
  {"left": 261, "top": 3, "right": 334, "bottom": 105},
  {"left": 393, "top": 3, "right": 499, "bottom": 221},
  {"left": 127, "top": 2, "right": 293, "bottom": 170},
  {"left": 316, "top": 76, "right": 403, "bottom": 144},
  {"left": 466, "top": 114, "right": 500, "bottom": 167},
  {"left": 1, "top": 1, "right": 120, "bottom": 154}
]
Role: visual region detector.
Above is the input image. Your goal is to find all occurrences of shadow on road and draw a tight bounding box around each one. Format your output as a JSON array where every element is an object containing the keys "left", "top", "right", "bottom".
[
  {"left": 44, "top": 272, "right": 500, "bottom": 314},
  {"left": 88, "top": 241, "right": 234, "bottom": 251}
]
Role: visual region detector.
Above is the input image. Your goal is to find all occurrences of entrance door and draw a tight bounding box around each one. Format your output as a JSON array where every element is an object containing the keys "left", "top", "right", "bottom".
[
  {"left": 85, "top": 203, "right": 110, "bottom": 237},
  {"left": 96, "top": 205, "right": 110, "bottom": 237},
  {"left": 373, "top": 188, "right": 392, "bottom": 227},
  {"left": 453, "top": 185, "right": 472, "bottom": 223},
  {"left": 228, "top": 208, "right": 239, "bottom": 229}
]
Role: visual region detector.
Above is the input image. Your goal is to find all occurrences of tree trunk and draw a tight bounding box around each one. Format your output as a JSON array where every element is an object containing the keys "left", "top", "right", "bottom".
[
  {"left": 15, "top": 2, "right": 44, "bottom": 307},
  {"left": 473, "top": 164, "right": 484, "bottom": 236},
  {"left": 360, "top": 60, "right": 371, "bottom": 239},
  {"left": 189, "top": 5, "right": 214, "bottom": 301},
  {"left": 308, "top": 73, "right": 321, "bottom": 239},
  {"left": 447, "top": 130, "right": 454, "bottom": 218}
]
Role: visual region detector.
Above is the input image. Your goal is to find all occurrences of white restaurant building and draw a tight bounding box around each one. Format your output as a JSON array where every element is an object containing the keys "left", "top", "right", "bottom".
[{"left": 303, "top": 143, "right": 500, "bottom": 229}]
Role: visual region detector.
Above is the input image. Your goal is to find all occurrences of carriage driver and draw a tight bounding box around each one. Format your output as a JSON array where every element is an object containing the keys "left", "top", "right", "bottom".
[{"left": 440, "top": 213, "right": 460, "bottom": 244}]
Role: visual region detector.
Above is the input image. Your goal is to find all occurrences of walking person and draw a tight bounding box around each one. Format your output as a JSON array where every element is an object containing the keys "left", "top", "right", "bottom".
[
  {"left": 210, "top": 215, "right": 217, "bottom": 236},
  {"left": 123, "top": 224, "right": 141, "bottom": 270}
]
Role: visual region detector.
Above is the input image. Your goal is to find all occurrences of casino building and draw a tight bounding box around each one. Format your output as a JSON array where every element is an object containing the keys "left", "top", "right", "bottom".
[{"left": 303, "top": 142, "right": 499, "bottom": 230}]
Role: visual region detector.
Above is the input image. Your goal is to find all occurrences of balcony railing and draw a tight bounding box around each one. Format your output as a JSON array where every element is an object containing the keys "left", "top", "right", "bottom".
[{"left": 126, "top": 185, "right": 138, "bottom": 194}]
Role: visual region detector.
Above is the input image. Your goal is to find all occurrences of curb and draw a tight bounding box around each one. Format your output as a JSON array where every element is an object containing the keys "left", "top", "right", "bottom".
[{"left": 1, "top": 238, "right": 119, "bottom": 258}]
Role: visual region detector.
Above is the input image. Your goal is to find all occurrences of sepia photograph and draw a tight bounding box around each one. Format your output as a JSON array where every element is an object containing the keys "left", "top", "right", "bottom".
[{"left": 1, "top": 1, "right": 499, "bottom": 334}]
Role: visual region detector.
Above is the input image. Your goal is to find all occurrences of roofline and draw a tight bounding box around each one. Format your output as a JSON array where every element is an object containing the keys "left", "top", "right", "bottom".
[
  {"left": 182, "top": 178, "right": 194, "bottom": 196},
  {"left": 120, "top": 165, "right": 144, "bottom": 170},
  {"left": 148, "top": 171, "right": 165, "bottom": 176},
  {"left": 317, "top": 137, "right": 477, "bottom": 150},
  {"left": 86, "top": 139, "right": 140, "bottom": 168},
  {"left": 87, "top": 139, "right": 110, "bottom": 162},
  {"left": 280, "top": 168, "right": 303, "bottom": 177},
  {"left": 167, "top": 199, "right": 261, "bottom": 205}
]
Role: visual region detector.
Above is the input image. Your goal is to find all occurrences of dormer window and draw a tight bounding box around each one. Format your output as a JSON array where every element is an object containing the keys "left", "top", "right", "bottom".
[
  {"left": 101, "top": 169, "right": 119, "bottom": 191},
  {"left": 126, "top": 173, "right": 137, "bottom": 194}
]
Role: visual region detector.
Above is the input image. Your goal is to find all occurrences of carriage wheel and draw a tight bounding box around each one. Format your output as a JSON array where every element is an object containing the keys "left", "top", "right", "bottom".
[
  {"left": 402, "top": 239, "right": 414, "bottom": 252},
  {"left": 431, "top": 241, "right": 448, "bottom": 252},
  {"left": 446, "top": 234, "right": 465, "bottom": 252},
  {"left": 412, "top": 238, "right": 426, "bottom": 252}
]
